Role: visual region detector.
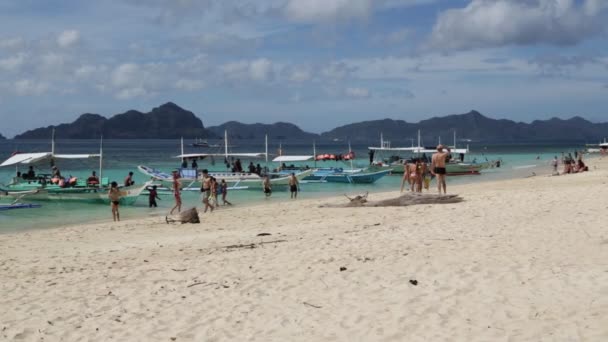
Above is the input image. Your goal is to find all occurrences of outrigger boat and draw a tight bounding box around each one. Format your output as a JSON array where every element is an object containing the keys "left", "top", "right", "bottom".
[
  {"left": 0, "top": 190, "right": 42, "bottom": 210},
  {"left": 271, "top": 141, "right": 390, "bottom": 184},
  {"left": 0, "top": 132, "right": 148, "bottom": 205},
  {"left": 369, "top": 131, "right": 494, "bottom": 175},
  {"left": 585, "top": 139, "right": 608, "bottom": 154},
  {"left": 138, "top": 132, "right": 313, "bottom": 190}
]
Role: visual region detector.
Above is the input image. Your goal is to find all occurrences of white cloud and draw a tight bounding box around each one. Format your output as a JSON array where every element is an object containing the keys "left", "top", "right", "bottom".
[
  {"left": 40, "top": 53, "right": 66, "bottom": 70},
  {"left": 427, "top": 0, "right": 608, "bottom": 51},
  {"left": 344, "top": 87, "right": 371, "bottom": 98},
  {"left": 111, "top": 63, "right": 141, "bottom": 87},
  {"left": 14, "top": 79, "right": 49, "bottom": 96},
  {"left": 0, "top": 37, "right": 25, "bottom": 50},
  {"left": 284, "top": 0, "right": 372, "bottom": 22},
  {"left": 0, "top": 53, "right": 27, "bottom": 72},
  {"left": 249, "top": 58, "right": 273, "bottom": 81},
  {"left": 75, "top": 65, "right": 108, "bottom": 79},
  {"left": 220, "top": 58, "right": 275, "bottom": 82},
  {"left": 175, "top": 78, "right": 204, "bottom": 91},
  {"left": 116, "top": 87, "right": 148, "bottom": 100},
  {"left": 57, "top": 30, "right": 80, "bottom": 48},
  {"left": 288, "top": 67, "right": 312, "bottom": 82}
]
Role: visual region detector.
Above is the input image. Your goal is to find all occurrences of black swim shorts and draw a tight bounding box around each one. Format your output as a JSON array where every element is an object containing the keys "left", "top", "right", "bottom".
[
  {"left": 434, "top": 167, "right": 446, "bottom": 175},
  {"left": 290, "top": 185, "right": 297, "bottom": 192}
]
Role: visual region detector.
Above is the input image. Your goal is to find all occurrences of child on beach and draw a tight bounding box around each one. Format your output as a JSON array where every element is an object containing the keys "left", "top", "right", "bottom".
[
  {"left": 263, "top": 175, "right": 272, "bottom": 197},
  {"left": 108, "top": 181, "right": 123, "bottom": 221},
  {"left": 148, "top": 185, "right": 160, "bottom": 208},
  {"left": 220, "top": 179, "right": 232, "bottom": 205}
]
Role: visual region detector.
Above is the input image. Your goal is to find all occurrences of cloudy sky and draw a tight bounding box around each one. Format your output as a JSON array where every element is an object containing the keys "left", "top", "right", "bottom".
[{"left": 1, "top": 0, "right": 607, "bottom": 137}]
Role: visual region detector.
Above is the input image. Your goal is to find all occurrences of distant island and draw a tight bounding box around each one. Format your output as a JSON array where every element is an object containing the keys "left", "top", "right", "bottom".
[
  {"left": 14, "top": 102, "right": 210, "bottom": 139},
  {"left": 10, "top": 103, "right": 608, "bottom": 142},
  {"left": 0, "top": 132, "right": 5, "bottom": 140},
  {"left": 322, "top": 111, "right": 608, "bottom": 142}
]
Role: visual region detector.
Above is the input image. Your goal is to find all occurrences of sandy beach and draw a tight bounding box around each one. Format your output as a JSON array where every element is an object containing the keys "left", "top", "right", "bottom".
[{"left": 1, "top": 158, "right": 607, "bottom": 341}]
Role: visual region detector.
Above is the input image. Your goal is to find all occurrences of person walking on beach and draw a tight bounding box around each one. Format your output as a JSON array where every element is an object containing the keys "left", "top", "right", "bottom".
[
  {"left": 431, "top": 145, "right": 449, "bottom": 195},
  {"left": 170, "top": 171, "right": 182, "bottom": 214},
  {"left": 263, "top": 175, "right": 272, "bottom": 197},
  {"left": 148, "top": 185, "right": 160, "bottom": 208},
  {"left": 220, "top": 179, "right": 232, "bottom": 206},
  {"left": 288, "top": 172, "right": 299, "bottom": 199},
  {"left": 552, "top": 156, "right": 559, "bottom": 174},
  {"left": 201, "top": 169, "right": 214, "bottom": 213},
  {"left": 108, "top": 181, "right": 122, "bottom": 221},
  {"left": 400, "top": 161, "right": 411, "bottom": 192}
]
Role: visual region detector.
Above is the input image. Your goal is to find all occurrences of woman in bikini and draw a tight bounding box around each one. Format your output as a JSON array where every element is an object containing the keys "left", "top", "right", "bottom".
[
  {"left": 170, "top": 171, "right": 182, "bottom": 215},
  {"left": 108, "top": 181, "right": 122, "bottom": 221}
]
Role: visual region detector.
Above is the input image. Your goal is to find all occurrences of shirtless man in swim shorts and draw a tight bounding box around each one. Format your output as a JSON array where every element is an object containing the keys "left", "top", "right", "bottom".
[
  {"left": 201, "top": 169, "right": 214, "bottom": 213},
  {"left": 431, "top": 145, "right": 449, "bottom": 195}
]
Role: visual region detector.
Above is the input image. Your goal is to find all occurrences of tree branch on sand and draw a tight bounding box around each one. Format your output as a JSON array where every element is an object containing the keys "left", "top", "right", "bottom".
[{"left": 320, "top": 192, "right": 463, "bottom": 208}]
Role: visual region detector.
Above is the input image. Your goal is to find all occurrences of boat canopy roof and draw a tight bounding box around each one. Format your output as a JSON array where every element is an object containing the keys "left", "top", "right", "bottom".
[
  {"left": 368, "top": 147, "right": 418, "bottom": 152},
  {"left": 368, "top": 147, "right": 469, "bottom": 154},
  {"left": 272, "top": 155, "right": 314, "bottom": 162},
  {"left": 176, "top": 153, "right": 266, "bottom": 159},
  {"left": 1, "top": 152, "right": 101, "bottom": 167}
]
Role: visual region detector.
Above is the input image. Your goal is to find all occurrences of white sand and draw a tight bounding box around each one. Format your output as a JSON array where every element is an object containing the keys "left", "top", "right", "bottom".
[{"left": 1, "top": 158, "right": 608, "bottom": 341}]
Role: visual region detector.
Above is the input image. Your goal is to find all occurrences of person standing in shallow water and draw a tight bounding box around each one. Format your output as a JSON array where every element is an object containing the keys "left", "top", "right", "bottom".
[
  {"left": 263, "top": 175, "right": 272, "bottom": 198},
  {"left": 148, "top": 185, "right": 160, "bottom": 208},
  {"left": 431, "top": 145, "right": 449, "bottom": 195},
  {"left": 288, "top": 173, "right": 299, "bottom": 199},
  {"left": 220, "top": 179, "right": 232, "bottom": 206},
  {"left": 108, "top": 181, "right": 122, "bottom": 221}
]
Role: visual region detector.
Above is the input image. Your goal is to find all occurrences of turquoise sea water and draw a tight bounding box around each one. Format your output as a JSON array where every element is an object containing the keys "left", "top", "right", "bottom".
[{"left": 0, "top": 139, "right": 590, "bottom": 233}]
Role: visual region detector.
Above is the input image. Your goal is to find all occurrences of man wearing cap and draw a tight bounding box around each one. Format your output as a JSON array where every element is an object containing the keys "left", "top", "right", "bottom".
[{"left": 431, "top": 144, "right": 449, "bottom": 195}]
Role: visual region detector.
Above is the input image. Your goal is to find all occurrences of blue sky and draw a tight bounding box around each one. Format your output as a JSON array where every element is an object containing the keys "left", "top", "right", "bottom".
[{"left": 1, "top": 0, "right": 607, "bottom": 137}]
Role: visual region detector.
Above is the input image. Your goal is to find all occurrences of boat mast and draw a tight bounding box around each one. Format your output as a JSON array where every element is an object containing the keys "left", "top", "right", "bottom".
[
  {"left": 417, "top": 129, "right": 421, "bottom": 156},
  {"left": 99, "top": 135, "right": 103, "bottom": 183},
  {"left": 453, "top": 130, "right": 456, "bottom": 149},
  {"left": 224, "top": 130, "right": 228, "bottom": 159},
  {"left": 313, "top": 140, "right": 317, "bottom": 169},
  {"left": 180, "top": 136, "right": 184, "bottom": 162},
  {"left": 348, "top": 140, "right": 353, "bottom": 170},
  {"left": 51, "top": 127, "right": 55, "bottom": 156},
  {"left": 265, "top": 134, "right": 268, "bottom": 165}
]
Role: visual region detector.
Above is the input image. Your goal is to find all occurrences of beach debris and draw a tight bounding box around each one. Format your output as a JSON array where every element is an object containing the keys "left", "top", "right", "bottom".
[
  {"left": 303, "top": 301, "right": 323, "bottom": 309},
  {"left": 321, "top": 193, "right": 463, "bottom": 208},
  {"left": 187, "top": 281, "right": 217, "bottom": 288},
  {"left": 222, "top": 239, "right": 287, "bottom": 250},
  {"left": 171, "top": 268, "right": 187, "bottom": 272},
  {"left": 343, "top": 192, "right": 369, "bottom": 206},
  {"left": 165, "top": 207, "right": 200, "bottom": 224},
  {"left": 340, "top": 266, "right": 347, "bottom": 272},
  {"left": 409, "top": 279, "right": 418, "bottom": 286},
  {"left": 257, "top": 233, "right": 272, "bottom": 236}
]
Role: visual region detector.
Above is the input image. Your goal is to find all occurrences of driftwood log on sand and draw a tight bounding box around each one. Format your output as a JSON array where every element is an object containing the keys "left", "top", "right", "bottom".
[
  {"left": 165, "top": 207, "right": 200, "bottom": 224},
  {"left": 320, "top": 192, "right": 463, "bottom": 208}
]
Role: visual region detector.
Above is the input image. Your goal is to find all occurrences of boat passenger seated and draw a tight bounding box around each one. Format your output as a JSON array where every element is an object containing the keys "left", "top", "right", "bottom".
[
  {"left": 23, "top": 166, "right": 36, "bottom": 180},
  {"left": 87, "top": 171, "right": 100, "bottom": 185}
]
